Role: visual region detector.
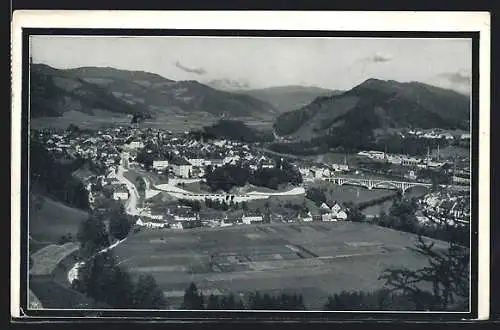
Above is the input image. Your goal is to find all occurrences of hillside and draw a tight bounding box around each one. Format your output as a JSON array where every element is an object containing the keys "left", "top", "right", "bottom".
[
  {"left": 30, "top": 64, "right": 279, "bottom": 120},
  {"left": 237, "top": 86, "right": 342, "bottom": 113},
  {"left": 274, "top": 78, "right": 470, "bottom": 140},
  {"left": 29, "top": 194, "right": 89, "bottom": 244}
]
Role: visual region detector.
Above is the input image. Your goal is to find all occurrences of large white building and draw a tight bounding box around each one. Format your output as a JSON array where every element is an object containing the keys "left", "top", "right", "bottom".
[
  {"left": 128, "top": 141, "right": 144, "bottom": 149},
  {"left": 152, "top": 159, "right": 169, "bottom": 171},
  {"left": 188, "top": 158, "right": 205, "bottom": 167},
  {"left": 242, "top": 215, "right": 263, "bottom": 225},
  {"left": 171, "top": 159, "right": 193, "bottom": 178},
  {"left": 113, "top": 189, "right": 129, "bottom": 201}
]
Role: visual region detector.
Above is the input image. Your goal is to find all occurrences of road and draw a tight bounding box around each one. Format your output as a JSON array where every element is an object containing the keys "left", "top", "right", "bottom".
[
  {"left": 110, "top": 165, "right": 140, "bottom": 216},
  {"left": 67, "top": 165, "right": 141, "bottom": 285}
]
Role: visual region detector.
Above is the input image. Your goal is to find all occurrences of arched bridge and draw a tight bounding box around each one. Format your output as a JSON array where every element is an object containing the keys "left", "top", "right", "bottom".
[{"left": 325, "top": 177, "right": 433, "bottom": 195}]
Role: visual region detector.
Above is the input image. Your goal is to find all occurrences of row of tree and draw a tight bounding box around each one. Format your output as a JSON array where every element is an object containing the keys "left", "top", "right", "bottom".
[
  {"left": 182, "top": 272, "right": 467, "bottom": 311},
  {"left": 181, "top": 283, "right": 305, "bottom": 310}
]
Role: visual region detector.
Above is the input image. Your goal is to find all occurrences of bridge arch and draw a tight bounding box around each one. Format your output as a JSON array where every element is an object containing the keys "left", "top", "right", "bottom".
[
  {"left": 339, "top": 179, "right": 370, "bottom": 189},
  {"left": 371, "top": 181, "right": 402, "bottom": 190},
  {"left": 401, "top": 184, "right": 431, "bottom": 195}
]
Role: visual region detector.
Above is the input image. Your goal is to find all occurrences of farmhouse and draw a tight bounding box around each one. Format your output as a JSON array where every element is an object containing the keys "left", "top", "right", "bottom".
[{"left": 320, "top": 201, "right": 348, "bottom": 221}]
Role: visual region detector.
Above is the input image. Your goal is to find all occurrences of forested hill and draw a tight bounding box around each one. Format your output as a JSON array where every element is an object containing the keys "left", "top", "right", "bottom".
[
  {"left": 30, "top": 64, "right": 279, "bottom": 120},
  {"left": 273, "top": 78, "right": 470, "bottom": 140}
]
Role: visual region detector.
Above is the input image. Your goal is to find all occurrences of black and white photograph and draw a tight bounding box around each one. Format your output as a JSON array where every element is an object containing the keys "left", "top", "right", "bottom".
[{"left": 11, "top": 11, "right": 491, "bottom": 321}]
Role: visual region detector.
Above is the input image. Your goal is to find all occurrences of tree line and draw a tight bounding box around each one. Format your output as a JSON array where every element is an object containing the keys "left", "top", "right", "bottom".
[
  {"left": 201, "top": 120, "right": 274, "bottom": 143},
  {"left": 30, "top": 137, "right": 90, "bottom": 210},
  {"left": 205, "top": 159, "right": 302, "bottom": 192},
  {"left": 180, "top": 282, "right": 305, "bottom": 310},
  {"left": 268, "top": 132, "right": 456, "bottom": 158}
]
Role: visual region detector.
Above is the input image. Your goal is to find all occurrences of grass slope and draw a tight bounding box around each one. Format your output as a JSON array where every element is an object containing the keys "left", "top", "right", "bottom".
[{"left": 29, "top": 195, "right": 89, "bottom": 244}]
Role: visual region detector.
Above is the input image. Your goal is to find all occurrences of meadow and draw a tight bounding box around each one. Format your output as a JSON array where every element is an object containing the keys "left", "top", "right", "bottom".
[{"left": 114, "top": 221, "right": 448, "bottom": 310}]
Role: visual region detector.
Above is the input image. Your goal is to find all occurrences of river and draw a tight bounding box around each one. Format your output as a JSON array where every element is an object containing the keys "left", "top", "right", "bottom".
[{"left": 307, "top": 182, "right": 428, "bottom": 218}]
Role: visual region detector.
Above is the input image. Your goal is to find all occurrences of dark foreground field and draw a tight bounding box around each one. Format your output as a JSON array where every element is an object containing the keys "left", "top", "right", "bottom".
[{"left": 114, "top": 222, "right": 449, "bottom": 310}]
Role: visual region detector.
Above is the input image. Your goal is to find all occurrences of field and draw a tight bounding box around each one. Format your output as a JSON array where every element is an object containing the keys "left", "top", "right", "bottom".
[
  {"left": 31, "top": 111, "right": 274, "bottom": 134},
  {"left": 29, "top": 195, "right": 89, "bottom": 245},
  {"left": 114, "top": 222, "right": 449, "bottom": 309}
]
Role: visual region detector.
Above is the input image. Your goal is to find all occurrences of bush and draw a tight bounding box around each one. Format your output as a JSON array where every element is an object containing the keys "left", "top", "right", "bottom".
[{"left": 306, "top": 187, "right": 327, "bottom": 206}]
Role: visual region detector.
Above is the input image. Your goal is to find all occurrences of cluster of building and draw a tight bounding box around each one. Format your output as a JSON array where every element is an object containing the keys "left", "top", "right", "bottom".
[
  {"left": 134, "top": 202, "right": 267, "bottom": 230},
  {"left": 36, "top": 128, "right": 129, "bottom": 169},
  {"left": 452, "top": 168, "right": 471, "bottom": 185},
  {"left": 357, "top": 150, "right": 446, "bottom": 169},
  {"left": 298, "top": 163, "right": 349, "bottom": 182},
  {"left": 417, "top": 191, "right": 470, "bottom": 226},
  {"left": 127, "top": 130, "right": 279, "bottom": 179},
  {"left": 404, "top": 129, "right": 470, "bottom": 141}
]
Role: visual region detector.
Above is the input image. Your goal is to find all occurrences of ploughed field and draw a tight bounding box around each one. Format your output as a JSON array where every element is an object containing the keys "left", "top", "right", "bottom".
[{"left": 114, "top": 222, "right": 448, "bottom": 310}]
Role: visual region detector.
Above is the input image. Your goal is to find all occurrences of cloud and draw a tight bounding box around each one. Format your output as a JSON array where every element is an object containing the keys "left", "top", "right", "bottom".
[
  {"left": 438, "top": 71, "right": 471, "bottom": 85},
  {"left": 173, "top": 60, "right": 206, "bottom": 75},
  {"left": 432, "top": 70, "right": 471, "bottom": 95},
  {"left": 355, "top": 52, "right": 392, "bottom": 64},
  {"left": 369, "top": 53, "right": 392, "bottom": 63}
]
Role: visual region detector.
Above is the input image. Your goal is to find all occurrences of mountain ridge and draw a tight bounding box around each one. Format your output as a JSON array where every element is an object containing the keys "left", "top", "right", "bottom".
[
  {"left": 30, "top": 64, "right": 279, "bottom": 120},
  {"left": 273, "top": 78, "right": 470, "bottom": 141}
]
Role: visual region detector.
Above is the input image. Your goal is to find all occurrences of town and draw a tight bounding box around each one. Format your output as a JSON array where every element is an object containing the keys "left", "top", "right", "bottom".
[{"left": 32, "top": 123, "right": 471, "bottom": 232}]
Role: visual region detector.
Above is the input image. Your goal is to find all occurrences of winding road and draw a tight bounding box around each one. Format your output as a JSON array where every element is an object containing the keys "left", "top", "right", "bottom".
[
  {"left": 110, "top": 165, "right": 140, "bottom": 216},
  {"left": 67, "top": 165, "right": 139, "bottom": 284}
]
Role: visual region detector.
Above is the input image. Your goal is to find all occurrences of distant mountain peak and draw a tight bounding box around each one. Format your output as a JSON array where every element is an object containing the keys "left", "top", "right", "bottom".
[{"left": 204, "top": 78, "right": 251, "bottom": 91}]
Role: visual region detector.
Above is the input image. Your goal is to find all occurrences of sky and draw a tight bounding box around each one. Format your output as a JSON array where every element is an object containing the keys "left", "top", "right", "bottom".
[{"left": 30, "top": 36, "right": 472, "bottom": 94}]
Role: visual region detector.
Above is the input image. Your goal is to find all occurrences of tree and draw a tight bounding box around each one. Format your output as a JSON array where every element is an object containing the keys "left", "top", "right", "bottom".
[
  {"left": 109, "top": 204, "right": 132, "bottom": 240},
  {"left": 67, "top": 123, "right": 80, "bottom": 133},
  {"left": 204, "top": 165, "right": 214, "bottom": 176},
  {"left": 181, "top": 282, "right": 204, "bottom": 309},
  {"left": 379, "top": 232, "right": 469, "bottom": 311},
  {"left": 207, "top": 294, "right": 220, "bottom": 309},
  {"left": 106, "top": 265, "right": 136, "bottom": 308},
  {"left": 77, "top": 215, "right": 110, "bottom": 258},
  {"left": 76, "top": 252, "right": 117, "bottom": 303},
  {"left": 248, "top": 291, "right": 305, "bottom": 310},
  {"left": 345, "top": 202, "right": 366, "bottom": 223},
  {"left": 29, "top": 193, "right": 45, "bottom": 214},
  {"left": 306, "top": 187, "right": 327, "bottom": 206},
  {"left": 132, "top": 274, "right": 167, "bottom": 309}
]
